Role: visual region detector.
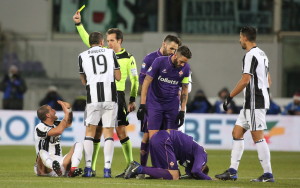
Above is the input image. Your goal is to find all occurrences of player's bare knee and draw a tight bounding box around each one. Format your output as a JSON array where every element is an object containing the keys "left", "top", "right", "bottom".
[
  {"left": 116, "top": 132, "right": 126, "bottom": 140},
  {"left": 232, "top": 125, "right": 245, "bottom": 139},
  {"left": 103, "top": 127, "right": 114, "bottom": 138},
  {"left": 251, "top": 130, "right": 264, "bottom": 142},
  {"left": 116, "top": 126, "right": 127, "bottom": 139},
  {"left": 232, "top": 131, "right": 243, "bottom": 140}
]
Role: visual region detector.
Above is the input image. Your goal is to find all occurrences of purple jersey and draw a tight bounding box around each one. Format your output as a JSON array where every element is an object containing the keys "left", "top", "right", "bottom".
[
  {"left": 150, "top": 130, "right": 211, "bottom": 180},
  {"left": 146, "top": 55, "right": 190, "bottom": 109},
  {"left": 139, "top": 49, "right": 163, "bottom": 85}
]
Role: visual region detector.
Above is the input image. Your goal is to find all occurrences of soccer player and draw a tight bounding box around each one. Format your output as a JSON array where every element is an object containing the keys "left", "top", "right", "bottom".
[
  {"left": 138, "top": 35, "right": 181, "bottom": 170},
  {"left": 34, "top": 100, "right": 83, "bottom": 177},
  {"left": 78, "top": 32, "right": 121, "bottom": 178},
  {"left": 215, "top": 26, "right": 274, "bottom": 182},
  {"left": 137, "top": 45, "right": 192, "bottom": 139},
  {"left": 124, "top": 130, "right": 212, "bottom": 180},
  {"left": 73, "top": 11, "right": 138, "bottom": 177}
]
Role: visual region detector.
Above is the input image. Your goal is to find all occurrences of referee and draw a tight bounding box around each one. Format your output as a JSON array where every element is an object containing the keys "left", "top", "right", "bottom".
[{"left": 73, "top": 11, "right": 139, "bottom": 178}]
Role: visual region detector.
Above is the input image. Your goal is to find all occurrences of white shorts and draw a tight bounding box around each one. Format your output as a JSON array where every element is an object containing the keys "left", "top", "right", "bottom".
[
  {"left": 85, "top": 102, "right": 118, "bottom": 128},
  {"left": 34, "top": 154, "right": 67, "bottom": 176},
  {"left": 235, "top": 109, "right": 267, "bottom": 131}
]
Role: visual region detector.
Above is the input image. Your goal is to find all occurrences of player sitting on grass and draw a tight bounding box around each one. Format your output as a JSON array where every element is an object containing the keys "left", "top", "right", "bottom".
[
  {"left": 124, "top": 130, "right": 211, "bottom": 180},
  {"left": 34, "top": 100, "right": 83, "bottom": 177}
]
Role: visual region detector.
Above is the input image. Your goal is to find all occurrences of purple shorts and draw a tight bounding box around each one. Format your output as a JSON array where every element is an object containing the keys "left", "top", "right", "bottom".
[
  {"left": 150, "top": 131, "right": 178, "bottom": 170},
  {"left": 147, "top": 107, "right": 178, "bottom": 130}
]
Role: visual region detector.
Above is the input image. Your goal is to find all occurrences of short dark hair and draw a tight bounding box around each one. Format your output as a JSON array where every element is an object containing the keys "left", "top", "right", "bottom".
[
  {"left": 37, "top": 105, "right": 49, "bottom": 121},
  {"left": 240, "top": 26, "right": 257, "bottom": 42},
  {"left": 202, "top": 165, "right": 209, "bottom": 175},
  {"left": 106, "top": 28, "right": 123, "bottom": 43},
  {"left": 163, "top": 35, "right": 182, "bottom": 46},
  {"left": 89, "top": 32, "right": 104, "bottom": 46},
  {"left": 177, "top": 45, "right": 192, "bottom": 59}
]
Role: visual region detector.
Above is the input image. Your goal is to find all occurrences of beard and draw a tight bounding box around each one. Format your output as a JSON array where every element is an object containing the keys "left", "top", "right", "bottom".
[
  {"left": 162, "top": 47, "right": 168, "bottom": 56},
  {"left": 173, "top": 59, "right": 180, "bottom": 67},
  {"left": 240, "top": 42, "right": 246, "bottom": 49}
]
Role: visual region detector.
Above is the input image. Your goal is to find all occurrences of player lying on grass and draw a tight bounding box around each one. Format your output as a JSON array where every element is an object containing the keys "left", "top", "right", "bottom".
[
  {"left": 34, "top": 100, "right": 83, "bottom": 177},
  {"left": 124, "top": 130, "right": 212, "bottom": 180}
]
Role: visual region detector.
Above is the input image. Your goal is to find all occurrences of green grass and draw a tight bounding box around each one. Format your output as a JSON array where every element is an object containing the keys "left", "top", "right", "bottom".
[{"left": 0, "top": 146, "right": 299, "bottom": 188}]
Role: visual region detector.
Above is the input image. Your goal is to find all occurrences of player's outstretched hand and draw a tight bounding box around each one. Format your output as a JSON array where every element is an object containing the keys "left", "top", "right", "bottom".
[
  {"left": 73, "top": 11, "right": 81, "bottom": 24},
  {"left": 137, "top": 104, "right": 147, "bottom": 121},
  {"left": 176, "top": 111, "right": 185, "bottom": 127},
  {"left": 57, "top": 100, "right": 72, "bottom": 114},
  {"left": 223, "top": 96, "right": 233, "bottom": 111}
]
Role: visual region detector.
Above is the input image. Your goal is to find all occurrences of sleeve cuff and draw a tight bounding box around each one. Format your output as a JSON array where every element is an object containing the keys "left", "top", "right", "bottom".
[{"left": 129, "top": 97, "right": 135, "bottom": 102}]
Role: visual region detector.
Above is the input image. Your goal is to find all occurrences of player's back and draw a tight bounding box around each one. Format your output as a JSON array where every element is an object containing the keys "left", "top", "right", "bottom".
[
  {"left": 243, "top": 47, "right": 270, "bottom": 109},
  {"left": 170, "top": 130, "right": 207, "bottom": 167},
  {"left": 79, "top": 46, "right": 119, "bottom": 103},
  {"left": 170, "top": 130, "right": 194, "bottom": 160},
  {"left": 247, "top": 47, "right": 269, "bottom": 89},
  {"left": 79, "top": 46, "right": 116, "bottom": 84}
]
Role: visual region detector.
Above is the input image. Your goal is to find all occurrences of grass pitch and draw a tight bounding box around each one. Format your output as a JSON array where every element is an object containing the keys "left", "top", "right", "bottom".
[{"left": 0, "top": 146, "right": 299, "bottom": 188}]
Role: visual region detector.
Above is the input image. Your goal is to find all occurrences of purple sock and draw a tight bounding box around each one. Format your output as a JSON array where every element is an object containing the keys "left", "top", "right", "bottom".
[
  {"left": 141, "top": 167, "right": 173, "bottom": 180},
  {"left": 140, "top": 142, "right": 149, "bottom": 166}
]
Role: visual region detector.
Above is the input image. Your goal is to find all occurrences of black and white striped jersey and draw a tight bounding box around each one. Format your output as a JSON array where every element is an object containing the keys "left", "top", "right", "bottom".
[
  {"left": 78, "top": 46, "right": 120, "bottom": 104},
  {"left": 242, "top": 46, "right": 270, "bottom": 109},
  {"left": 34, "top": 121, "right": 62, "bottom": 156}
]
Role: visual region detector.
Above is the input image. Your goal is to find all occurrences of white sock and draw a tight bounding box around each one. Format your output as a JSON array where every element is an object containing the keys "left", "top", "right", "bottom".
[
  {"left": 104, "top": 138, "right": 114, "bottom": 169},
  {"left": 71, "top": 142, "right": 83, "bottom": 168},
  {"left": 39, "top": 150, "right": 53, "bottom": 169},
  {"left": 83, "top": 137, "right": 94, "bottom": 168},
  {"left": 229, "top": 139, "right": 244, "bottom": 171},
  {"left": 256, "top": 139, "right": 272, "bottom": 173}
]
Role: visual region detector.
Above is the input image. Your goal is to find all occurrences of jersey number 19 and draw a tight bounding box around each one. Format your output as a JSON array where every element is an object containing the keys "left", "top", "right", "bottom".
[{"left": 90, "top": 55, "right": 107, "bottom": 74}]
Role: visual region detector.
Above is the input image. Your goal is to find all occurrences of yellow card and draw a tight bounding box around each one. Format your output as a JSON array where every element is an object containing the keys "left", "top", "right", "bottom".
[{"left": 78, "top": 5, "right": 85, "bottom": 12}]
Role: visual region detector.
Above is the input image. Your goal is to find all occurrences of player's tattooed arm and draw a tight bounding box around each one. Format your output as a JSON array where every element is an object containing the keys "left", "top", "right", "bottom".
[
  {"left": 141, "top": 75, "right": 153, "bottom": 104},
  {"left": 180, "top": 84, "right": 189, "bottom": 111}
]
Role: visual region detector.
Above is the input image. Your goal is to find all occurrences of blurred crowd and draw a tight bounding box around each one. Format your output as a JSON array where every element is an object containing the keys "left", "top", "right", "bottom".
[
  {"left": 187, "top": 88, "right": 300, "bottom": 116},
  {"left": 1, "top": 65, "right": 300, "bottom": 115}
]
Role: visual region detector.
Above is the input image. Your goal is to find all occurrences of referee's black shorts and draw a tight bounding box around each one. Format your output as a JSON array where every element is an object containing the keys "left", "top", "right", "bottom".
[{"left": 117, "top": 91, "right": 129, "bottom": 126}]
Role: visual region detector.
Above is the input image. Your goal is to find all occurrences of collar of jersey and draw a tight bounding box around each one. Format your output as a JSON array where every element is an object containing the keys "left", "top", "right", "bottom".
[
  {"left": 115, "top": 48, "right": 126, "bottom": 55},
  {"left": 90, "top": 46, "right": 106, "bottom": 49},
  {"left": 156, "top": 48, "right": 162, "bottom": 56},
  {"left": 42, "top": 122, "right": 54, "bottom": 127},
  {"left": 249, "top": 46, "right": 257, "bottom": 51}
]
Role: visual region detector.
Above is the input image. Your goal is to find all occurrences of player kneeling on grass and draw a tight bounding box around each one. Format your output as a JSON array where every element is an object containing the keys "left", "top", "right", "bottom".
[
  {"left": 34, "top": 100, "right": 83, "bottom": 177},
  {"left": 124, "top": 130, "right": 211, "bottom": 180}
]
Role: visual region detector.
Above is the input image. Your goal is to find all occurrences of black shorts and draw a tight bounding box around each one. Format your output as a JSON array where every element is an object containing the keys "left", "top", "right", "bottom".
[{"left": 117, "top": 91, "right": 129, "bottom": 126}]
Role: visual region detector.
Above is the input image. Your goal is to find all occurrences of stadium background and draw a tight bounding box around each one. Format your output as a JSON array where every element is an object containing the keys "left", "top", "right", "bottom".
[
  {"left": 0, "top": 0, "right": 299, "bottom": 111},
  {"left": 0, "top": 0, "right": 299, "bottom": 140},
  {"left": 0, "top": 1, "right": 300, "bottom": 187}
]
